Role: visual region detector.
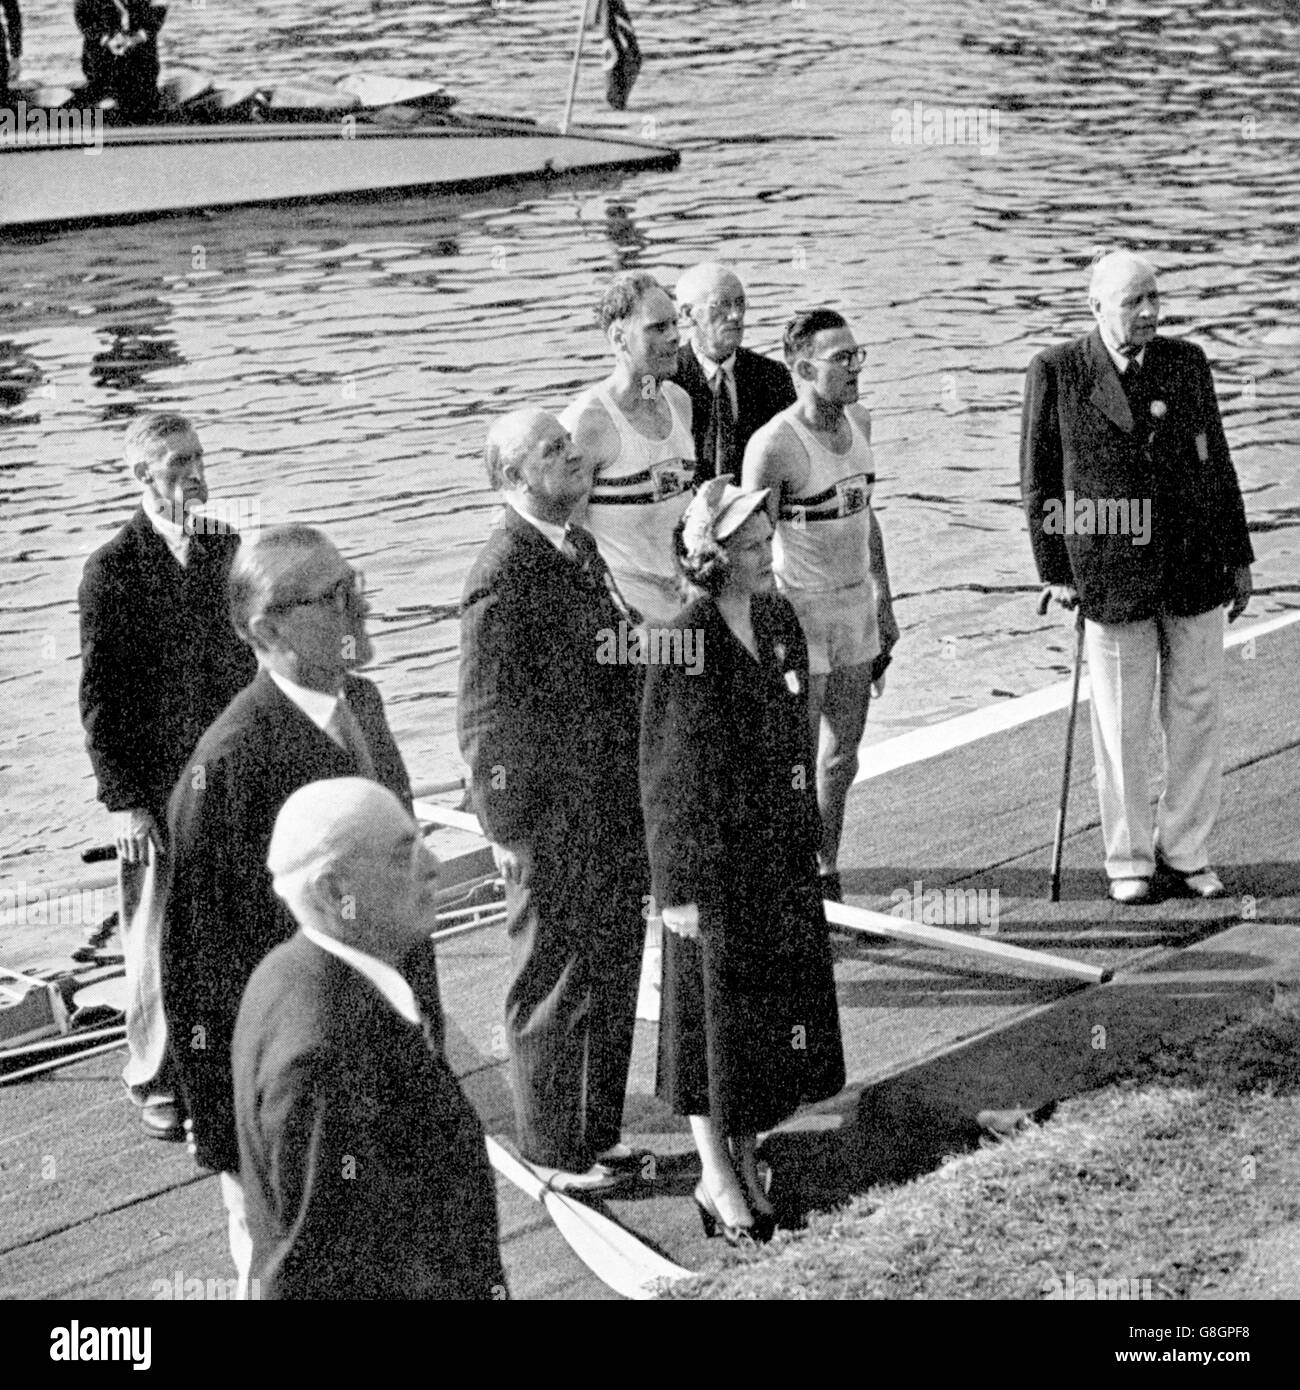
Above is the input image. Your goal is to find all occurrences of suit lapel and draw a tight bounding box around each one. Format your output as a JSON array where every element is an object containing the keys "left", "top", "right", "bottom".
[
  {"left": 254, "top": 669, "right": 359, "bottom": 778},
  {"left": 1085, "top": 329, "right": 1134, "bottom": 435}
]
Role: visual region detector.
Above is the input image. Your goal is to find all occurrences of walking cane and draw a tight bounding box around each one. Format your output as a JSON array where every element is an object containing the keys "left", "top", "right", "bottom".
[{"left": 1044, "top": 594, "right": 1086, "bottom": 902}]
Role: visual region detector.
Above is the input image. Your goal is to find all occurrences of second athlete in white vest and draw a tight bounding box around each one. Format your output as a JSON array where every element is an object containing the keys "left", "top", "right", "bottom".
[{"left": 743, "top": 308, "right": 898, "bottom": 902}]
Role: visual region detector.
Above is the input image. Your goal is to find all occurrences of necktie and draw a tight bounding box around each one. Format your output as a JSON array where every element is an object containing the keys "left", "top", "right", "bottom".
[
  {"left": 327, "top": 697, "right": 377, "bottom": 780},
  {"left": 710, "top": 367, "right": 736, "bottom": 478}
]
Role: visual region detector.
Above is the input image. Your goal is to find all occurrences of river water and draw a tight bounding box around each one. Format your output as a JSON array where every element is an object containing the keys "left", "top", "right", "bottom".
[{"left": 2, "top": 0, "right": 1297, "bottom": 950}]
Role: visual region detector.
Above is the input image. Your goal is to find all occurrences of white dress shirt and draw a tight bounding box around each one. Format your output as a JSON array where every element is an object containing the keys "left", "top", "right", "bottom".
[
  {"left": 142, "top": 491, "right": 191, "bottom": 567},
  {"left": 505, "top": 494, "right": 573, "bottom": 554},
  {"left": 268, "top": 669, "right": 341, "bottom": 735},
  {"left": 692, "top": 341, "right": 738, "bottom": 416}
]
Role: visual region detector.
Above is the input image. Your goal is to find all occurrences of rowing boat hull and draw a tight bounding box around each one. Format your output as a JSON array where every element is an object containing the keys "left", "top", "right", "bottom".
[{"left": 0, "top": 121, "right": 679, "bottom": 231}]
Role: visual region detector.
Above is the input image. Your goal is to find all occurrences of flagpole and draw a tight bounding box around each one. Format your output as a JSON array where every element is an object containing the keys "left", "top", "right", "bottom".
[{"left": 560, "top": 0, "right": 594, "bottom": 134}]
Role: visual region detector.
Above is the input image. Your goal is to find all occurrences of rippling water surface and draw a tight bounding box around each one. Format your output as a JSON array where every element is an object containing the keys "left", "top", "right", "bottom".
[{"left": 2, "top": 0, "right": 1297, "bottom": 930}]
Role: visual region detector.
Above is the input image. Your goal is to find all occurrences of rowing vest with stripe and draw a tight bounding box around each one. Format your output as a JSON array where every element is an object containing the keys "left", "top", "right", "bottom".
[
  {"left": 773, "top": 408, "right": 875, "bottom": 594},
  {"left": 560, "top": 380, "right": 696, "bottom": 623}
]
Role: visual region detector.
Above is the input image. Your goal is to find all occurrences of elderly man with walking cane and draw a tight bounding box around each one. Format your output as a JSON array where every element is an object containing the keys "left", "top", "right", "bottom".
[{"left": 1020, "top": 250, "right": 1253, "bottom": 904}]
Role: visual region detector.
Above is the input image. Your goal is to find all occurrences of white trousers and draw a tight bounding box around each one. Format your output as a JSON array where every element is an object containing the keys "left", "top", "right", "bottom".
[
  {"left": 119, "top": 853, "right": 172, "bottom": 1104},
  {"left": 219, "top": 1172, "right": 253, "bottom": 1300},
  {"left": 1084, "top": 607, "right": 1225, "bottom": 880}
]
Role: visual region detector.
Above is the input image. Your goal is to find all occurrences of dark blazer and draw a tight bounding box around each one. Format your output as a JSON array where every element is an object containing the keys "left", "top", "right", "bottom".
[
  {"left": 233, "top": 933, "right": 505, "bottom": 1300},
  {"left": 675, "top": 342, "right": 796, "bottom": 483},
  {"left": 78, "top": 508, "right": 257, "bottom": 824},
  {"left": 457, "top": 507, "right": 643, "bottom": 848},
  {"left": 457, "top": 507, "right": 647, "bottom": 1170},
  {"left": 1021, "top": 329, "right": 1253, "bottom": 624},
  {"left": 162, "top": 668, "right": 411, "bottom": 1175}
]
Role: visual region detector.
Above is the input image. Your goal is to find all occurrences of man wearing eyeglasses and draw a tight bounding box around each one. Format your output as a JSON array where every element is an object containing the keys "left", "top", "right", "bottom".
[
  {"left": 743, "top": 308, "right": 899, "bottom": 901},
  {"left": 673, "top": 262, "right": 795, "bottom": 484},
  {"left": 161, "top": 523, "right": 412, "bottom": 1296}
]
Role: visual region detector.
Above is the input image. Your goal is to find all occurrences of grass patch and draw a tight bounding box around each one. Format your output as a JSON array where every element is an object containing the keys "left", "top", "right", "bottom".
[{"left": 662, "top": 990, "right": 1300, "bottom": 1300}]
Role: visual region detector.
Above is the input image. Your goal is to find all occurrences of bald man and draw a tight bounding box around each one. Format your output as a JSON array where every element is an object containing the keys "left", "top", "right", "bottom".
[
  {"left": 1021, "top": 250, "right": 1253, "bottom": 904},
  {"left": 231, "top": 780, "right": 505, "bottom": 1299},
  {"left": 674, "top": 262, "right": 795, "bottom": 482},
  {"left": 458, "top": 409, "right": 648, "bottom": 1191}
]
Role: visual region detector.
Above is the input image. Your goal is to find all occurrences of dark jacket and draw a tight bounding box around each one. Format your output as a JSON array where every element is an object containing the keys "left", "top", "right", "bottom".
[
  {"left": 233, "top": 933, "right": 505, "bottom": 1300},
  {"left": 675, "top": 342, "right": 796, "bottom": 483},
  {"left": 78, "top": 507, "right": 257, "bottom": 823},
  {"left": 457, "top": 507, "right": 643, "bottom": 850},
  {"left": 162, "top": 668, "right": 411, "bottom": 1174},
  {"left": 1020, "top": 329, "right": 1253, "bottom": 624}
]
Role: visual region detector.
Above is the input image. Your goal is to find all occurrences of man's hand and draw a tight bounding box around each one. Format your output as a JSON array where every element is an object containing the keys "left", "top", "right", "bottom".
[
  {"left": 490, "top": 841, "right": 528, "bottom": 883},
  {"left": 1226, "top": 565, "right": 1252, "bottom": 623},
  {"left": 661, "top": 903, "right": 701, "bottom": 940},
  {"left": 871, "top": 670, "right": 887, "bottom": 700},
  {"left": 1037, "top": 584, "right": 1079, "bottom": 615},
  {"left": 113, "top": 808, "right": 160, "bottom": 865}
]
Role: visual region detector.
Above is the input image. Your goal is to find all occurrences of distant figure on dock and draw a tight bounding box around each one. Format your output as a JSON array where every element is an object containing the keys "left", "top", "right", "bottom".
[
  {"left": 743, "top": 308, "right": 899, "bottom": 902},
  {"left": 233, "top": 780, "right": 506, "bottom": 1300},
  {"left": 458, "top": 408, "right": 649, "bottom": 1192},
  {"left": 674, "top": 262, "right": 795, "bottom": 483},
  {"left": 77, "top": 413, "right": 256, "bottom": 1144},
  {"left": 1, "top": 1, "right": 22, "bottom": 95},
  {"left": 161, "top": 524, "right": 412, "bottom": 1296},
  {"left": 75, "top": 0, "right": 166, "bottom": 121},
  {"left": 1021, "top": 250, "right": 1254, "bottom": 905},
  {"left": 559, "top": 270, "right": 697, "bottom": 626},
  {"left": 641, "top": 479, "right": 847, "bottom": 1243}
]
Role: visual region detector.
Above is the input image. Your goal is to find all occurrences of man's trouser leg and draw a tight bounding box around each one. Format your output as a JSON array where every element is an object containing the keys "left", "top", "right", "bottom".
[
  {"left": 1084, "top": 616, "right": 1160, "bottom": 880},
  {"left": 1155, "top": 607, "right": 1225, "bottom": 872}
]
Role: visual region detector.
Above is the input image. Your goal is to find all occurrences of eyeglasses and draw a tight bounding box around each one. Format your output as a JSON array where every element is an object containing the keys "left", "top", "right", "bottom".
[
  {"left": 269, "top": 568, "right": 366, "bottom": 615},
  {"left": 704, "top": 296, "right": 746, "bottom": 319},
  {"left": 810, "top": 347, "right": 867, "bottom": 370}
]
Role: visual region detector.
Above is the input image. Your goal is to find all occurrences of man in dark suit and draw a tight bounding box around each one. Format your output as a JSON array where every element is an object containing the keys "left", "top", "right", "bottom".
[
  {"left": 674, "top": 262, "right": 795, "bottom": 482},
  {"left": 162, "top": 523, "right": 411, "bottom": 1293},
  {"left": 75, "top": 0, "right": 166, "bottom": 121},
  {"left": 1021, "top": 250, "right": 1253, "bottom": 904},
  {"left": 458, "top": 408, "right": 648, "bottom": 1191},
  {"left": 78, "top": 413, "right": 257, "bottom": 1140},
  {"left": 233, "top": 779, "right": 505, "bottom": 1300}
]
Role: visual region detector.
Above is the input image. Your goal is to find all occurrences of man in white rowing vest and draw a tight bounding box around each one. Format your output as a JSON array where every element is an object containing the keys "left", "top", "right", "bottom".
[
  {"left": 560, "top": 273, "right": 697, "bottom": 1018},
  {"left": 559, "top": 270, "right": 697, "bottom": 627},
  {"left": 743, "top": 308, "right": 898, "bottom": 902}
]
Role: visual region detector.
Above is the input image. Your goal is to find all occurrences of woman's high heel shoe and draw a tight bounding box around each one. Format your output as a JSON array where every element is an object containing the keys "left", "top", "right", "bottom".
[{"left": 694, "top": 1182, "right": 773, "bottom": 1247}]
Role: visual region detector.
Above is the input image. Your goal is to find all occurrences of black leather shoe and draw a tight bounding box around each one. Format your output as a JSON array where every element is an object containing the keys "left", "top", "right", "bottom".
[{"left": 142, "top": 1101, "right": 186, "bottom": 1142}]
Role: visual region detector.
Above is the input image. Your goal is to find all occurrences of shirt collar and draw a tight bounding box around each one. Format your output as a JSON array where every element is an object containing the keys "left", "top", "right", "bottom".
[
  {"left": 268, "top": 669, "right": 341, "bottom": 733},
  {"left": 300, "top": 924, "right": 421, "bottom": 1025},
  {"left": 505, "top": 493, "right": 570, "bottom": 552},
  {"left": 693, "top": 340, "right": 736, "bottom": 381},
  {"left": 1103, "top": 339, "right": 1145, "bottom": 375},
  {"left": 141, "top": 492, "right": 191, "bottom": 566}
]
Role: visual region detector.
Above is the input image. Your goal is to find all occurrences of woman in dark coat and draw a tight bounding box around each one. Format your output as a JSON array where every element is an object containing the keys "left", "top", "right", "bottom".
[{"left": 641, "top": 477, "right": 846, "bottom": 1244}]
